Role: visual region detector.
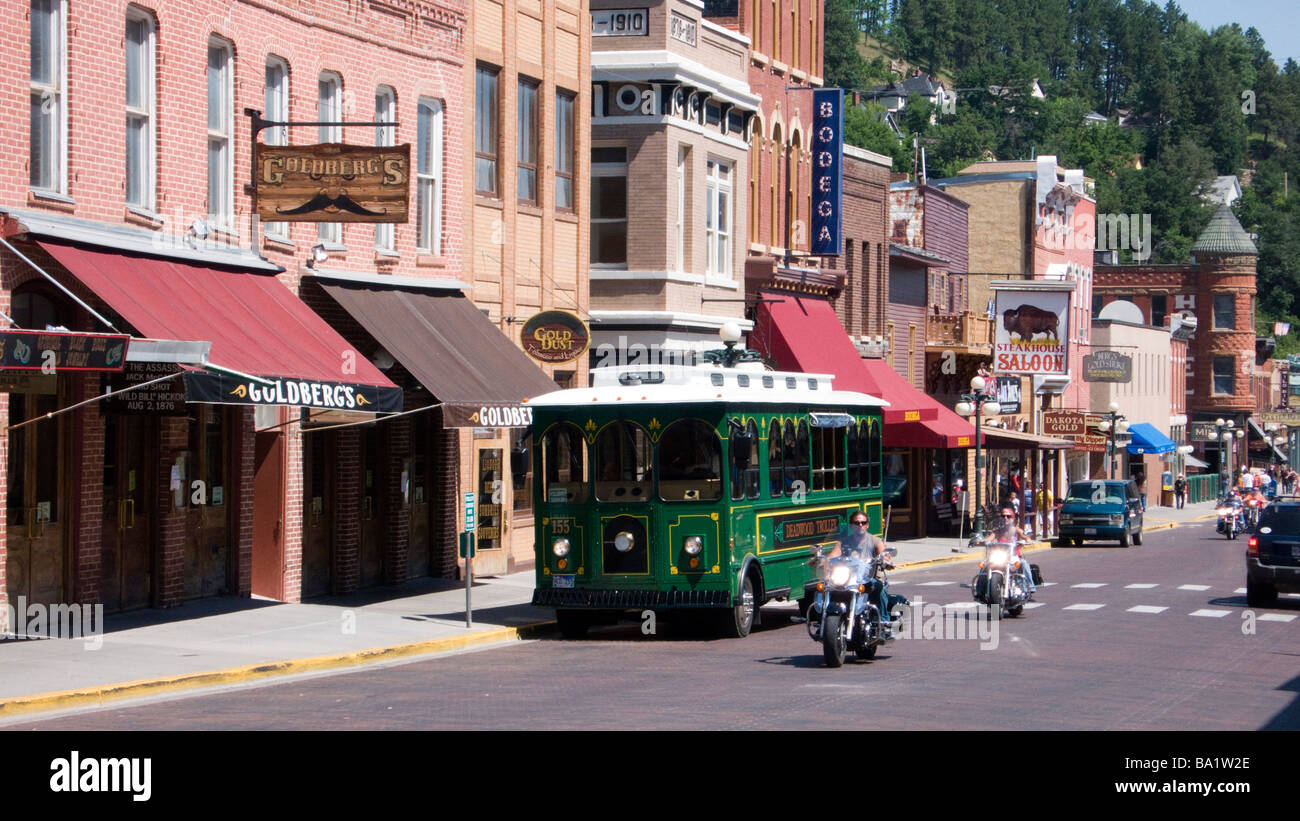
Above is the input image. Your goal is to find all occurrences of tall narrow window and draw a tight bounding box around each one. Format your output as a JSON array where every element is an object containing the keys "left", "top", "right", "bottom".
[
  {"left": 318, "top": 72, "right": 342, "bottom": 245},
  {"left": 125, "top": 9, "right": 154, "bottom": 210},
  {"left": 30, "top": 0, "right": 65, "bottom": 193},
  {"left": 206, "top": 38, "right": 233, "bottom": 227},
  {"left": 475, "top": 65, "right": 499, "bottom": 196},
  {"left": 416, "top": 98, "right": 443, "bottom": 255},
  {"left": 1214, "top": 293, "right": 1235, "bottom": 329},
  {"left": 555, "top": 90, "right": 575, "bottom": 211},
  {"left": 264, "top": 56, "right": 289, "bottom": 240},
  {"left": 375, "top": 86, "right": 397, "bottom": 253},
  {"left": 517, "top": 78, "right": 539, "bottom": 204},
  {"left": 590, "top": 146, "right": 627, "bottom": 266},
  {"left": 676, "top": 147, "right": 688, "bottom": 272},
  {"left": 706, "top": 159, "right": 732, "bottom": 278}
]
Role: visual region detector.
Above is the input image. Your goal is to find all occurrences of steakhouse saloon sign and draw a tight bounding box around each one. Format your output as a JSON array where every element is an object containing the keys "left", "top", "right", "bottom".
[
  {"left": 991, "top": 284, "right": 1072, "bottom": 377},
  {"left": 255, "top": 143, "right": 411, "bottom": 224}
]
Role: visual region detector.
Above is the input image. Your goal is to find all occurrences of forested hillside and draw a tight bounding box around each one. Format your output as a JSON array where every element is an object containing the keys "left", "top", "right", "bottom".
[{"left": 826, "top": 0, "right": 1300, "bottom": 353}]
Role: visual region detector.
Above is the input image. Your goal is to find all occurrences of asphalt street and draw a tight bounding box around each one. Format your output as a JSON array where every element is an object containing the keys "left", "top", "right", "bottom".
[{"left": 7, "top": 516, "right": 1297, "bottom": 731}]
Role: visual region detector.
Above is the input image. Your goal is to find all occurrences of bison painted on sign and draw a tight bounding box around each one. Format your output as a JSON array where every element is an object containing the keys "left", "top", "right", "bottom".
[{"left": 1003, "top": 304, "right": 1060, "bottom": 343}]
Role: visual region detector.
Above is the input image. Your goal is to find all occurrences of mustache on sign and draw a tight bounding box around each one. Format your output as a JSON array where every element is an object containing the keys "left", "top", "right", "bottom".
[{"left": 276, "top": 192, "right": 387, "bottom": 217}]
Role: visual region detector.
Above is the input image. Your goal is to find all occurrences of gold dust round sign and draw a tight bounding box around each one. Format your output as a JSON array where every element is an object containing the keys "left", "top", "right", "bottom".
[{"left": 520, "top": 310, "right": 589, "bottom": 364}]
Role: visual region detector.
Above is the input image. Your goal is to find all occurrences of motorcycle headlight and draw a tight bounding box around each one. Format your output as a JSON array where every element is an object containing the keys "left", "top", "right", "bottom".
[
  {"left": 988, "top": 548, "right": 1009, "bottom": 565},
  {"left": 1217, "top": 507, "right": 1229, "bottom": 516},
  {"left": 684, "top": 536, "right": 703, "bottom": 556},
  {"left": 829, "top": 565, "right": 852, "bottom": 587},
  {"left": 614, "top": 531, "right": 635, "bottom": 552},
  {"left": 552, "top": 538, "right": 570, "bottom": 557}
]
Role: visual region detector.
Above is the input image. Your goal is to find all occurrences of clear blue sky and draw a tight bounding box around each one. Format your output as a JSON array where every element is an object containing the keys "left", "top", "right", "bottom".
[{"left": 1176, "top": 0, "right": 1299, "bottom": 66}]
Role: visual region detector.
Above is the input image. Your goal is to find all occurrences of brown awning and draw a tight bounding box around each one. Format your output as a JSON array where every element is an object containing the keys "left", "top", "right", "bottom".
[
  {"left": 982, "top": 428, "right": 1073, "bottom": 450},
  {"left": 315, "top": 279, "right": 559, "bottom": 427}
]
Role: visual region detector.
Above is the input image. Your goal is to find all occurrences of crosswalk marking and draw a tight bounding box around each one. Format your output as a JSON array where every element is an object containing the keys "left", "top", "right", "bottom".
[
  {"left": 1038, "top": 582, "right": 1057, "bottom": 587},
  {"left": 941, "top": 602, "right": 981, "bottom": 609},
  {"left": 1234, "top": 588, "right": 1247, "bottom": 594},
  {"left": 1127, "top": 605, "right": 1168, "bottom": 614},
  {"left": 1022, "top": 602, "right": 1047, "bottom": 609},
  {"left": 1126, "top": 583, "right": 1158, "bottom": 589},
  {"left": 1259, "top": 613, "right": 1298, "bottom": 623},
  {"left": 1063, "top": 603, "right": 1105, "bottom": 611},
  {"left": 1177, "top": 584, "right": 1211, "bottom": 591},
  {"left": 916, "top": 581, "right": 954, "bottom": 586},
  {"left": 1072, "top": 582, "right": 1106, "bottom": 588},
  {"left": 1189, "top": 609, "right": 1230, "bottom": 618}
]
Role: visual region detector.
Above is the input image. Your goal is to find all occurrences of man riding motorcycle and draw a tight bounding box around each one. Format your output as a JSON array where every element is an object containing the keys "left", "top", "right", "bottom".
[
  {"left": 817, "top": 513, "right": 898, "bottom": 634},
  {"left": 973, "top": 504, "right": 1037, "bottom": 597}
]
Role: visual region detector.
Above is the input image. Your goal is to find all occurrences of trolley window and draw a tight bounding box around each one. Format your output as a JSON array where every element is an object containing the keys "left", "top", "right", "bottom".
[
  {"left": 542, "top": 422, "right": 589, "bottom": 504},
  {"left": 595, "top": 421, "right": 653, "bottom": 502},
  {"left": 659, "top": 419, "right": 722, "bottom": 501}
]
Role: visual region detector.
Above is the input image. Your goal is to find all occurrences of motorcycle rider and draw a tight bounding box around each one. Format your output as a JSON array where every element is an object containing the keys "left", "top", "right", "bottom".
[
  {"left": 975, "top": 504, "right": 1037, "bottom": 597},
  {"left": 819, "top": 513, "right": 896, "bottom": 634}
]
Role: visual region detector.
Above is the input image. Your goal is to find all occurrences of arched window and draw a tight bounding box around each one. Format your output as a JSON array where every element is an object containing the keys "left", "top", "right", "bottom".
[
  {"left": 659, "top": 419, "right": 721, "bottom": 501},
  {"left": 729, "top": 419, "right": 760, "bottom": 501},
  {"left": 868, "top": 419, "right": 882, "bottom": 488},
  {"left": 770, "top": 121, "right": 782, "bottom": 247},
  {"left": 594, "top": 421, "right": 652, "bottom": 502},
  {"left": 768, "top": 418, "right": 784, "bottom": 497},
  {"left": 788, "top": 130, "right": 801, "bottom": 251},
  {"left": 542, "top": 422, "right": 588, "bottom": 503}
]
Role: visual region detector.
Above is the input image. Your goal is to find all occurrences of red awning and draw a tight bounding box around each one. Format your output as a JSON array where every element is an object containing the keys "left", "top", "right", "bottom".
[
  {"left": 37, "top": 241, "right": 402, "bottom": 411},
  {"left": 752, "top": 290, "right": 975, "bottom": 447}
]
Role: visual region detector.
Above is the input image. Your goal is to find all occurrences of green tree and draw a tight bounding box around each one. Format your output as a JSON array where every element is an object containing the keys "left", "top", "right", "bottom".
[
  {"left": 844, "top": 103, "right": 911, "bottom": 171},
  {"left": 824, "top": 0, "right": 872, "bottom": 90}
]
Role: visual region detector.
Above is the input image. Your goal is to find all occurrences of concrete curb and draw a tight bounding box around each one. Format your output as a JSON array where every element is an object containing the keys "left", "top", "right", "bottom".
[{"left": 0, "top": 620, "right": 556, "bottom": 719}]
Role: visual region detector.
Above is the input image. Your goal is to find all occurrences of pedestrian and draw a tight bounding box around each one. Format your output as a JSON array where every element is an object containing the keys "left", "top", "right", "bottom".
[{"left": 1174, "top": 473, "right": 1187, "bottom": 509}]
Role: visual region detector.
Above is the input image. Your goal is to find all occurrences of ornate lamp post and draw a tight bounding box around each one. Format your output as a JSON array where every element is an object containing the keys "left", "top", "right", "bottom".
[
  {"left": 1214, "top": 418, "right": 1234, "bottom": 486},
  {"left": 1097, "top": 401, "right": 1129, "bottom": 480},
  {"left": 955, "top": 375, "right": 999, "bottom": 537}
]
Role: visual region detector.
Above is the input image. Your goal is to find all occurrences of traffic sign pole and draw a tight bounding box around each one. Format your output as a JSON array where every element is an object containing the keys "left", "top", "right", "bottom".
[{"left": 464, "top": 492, "right": 476, "bottom": 628}]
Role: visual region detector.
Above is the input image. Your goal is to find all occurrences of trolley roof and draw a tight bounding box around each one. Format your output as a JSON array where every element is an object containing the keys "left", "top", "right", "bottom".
[{"left": 524, "top": 364, "right": 889, "bottom": 409}]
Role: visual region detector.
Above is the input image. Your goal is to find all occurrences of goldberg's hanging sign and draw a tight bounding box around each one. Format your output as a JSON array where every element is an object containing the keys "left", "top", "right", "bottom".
[
  {"left": 255, "top": 143, "right": 411, "bottom": 224},
  {"left": 0, "top": 330, "right": 129, "bottom": 371},
  {"left": 811, "top": 88, "right": 844, "bottom": 257},
  {"left": 991, "top": 283, "right": 1072, "bottom": 376},
  {"left": 520, "top": 310, "right": 590, "bottom": 364},
  {"left": 183, "top": 371, "right": 403, "bottom": 413}
]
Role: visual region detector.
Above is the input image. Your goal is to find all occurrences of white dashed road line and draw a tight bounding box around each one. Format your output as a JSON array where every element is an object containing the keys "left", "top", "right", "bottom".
[
  {"left": 1072, "top": 583, "right": 1107, "bottom": 588},
  {"left": 1258, "top": 613, "right": 1298, "bottom": 622},
  {"left": 1063, "top": 603, "right": 1105, "bottom": 611},
  {"left": 916, "top": 581, "right": 955, "bottom": 586},
  {"left": 1177, "top": 584, "right": 1212, "bottom": 591},
  {"left": 1125, "top": 583, "right": 1159, "bottom": 589},
  {"left": 1021, "top": 602, "right": 1047, "bottom": 609},
  {"left": 1127, "top": 605, "right": 1168, "bottom": 614},
  {"left": 1189, "top": 609, "right": 1231, "bottom": 618}
]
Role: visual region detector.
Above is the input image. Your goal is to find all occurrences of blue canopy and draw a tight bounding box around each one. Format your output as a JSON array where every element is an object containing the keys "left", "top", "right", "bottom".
[{"left": 1126, "top": 422, "right": 1176, "bottom": 455}]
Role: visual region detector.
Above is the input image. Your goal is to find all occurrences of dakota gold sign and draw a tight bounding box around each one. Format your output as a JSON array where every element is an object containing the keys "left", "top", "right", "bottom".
[
  {"left": 255, "top": 143, "right": 410, "bottom": 224},
  {"left": 520, "top": 310, "right": 590, "bottom": 364}
]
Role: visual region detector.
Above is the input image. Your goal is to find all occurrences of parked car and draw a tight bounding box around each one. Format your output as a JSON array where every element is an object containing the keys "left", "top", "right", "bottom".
[
  {"left": 1247, "top": 500, "right": 1300, "bottom": 606},
  {"left": 1056, "top": 479, "right": 1144, "bottom": 547}
]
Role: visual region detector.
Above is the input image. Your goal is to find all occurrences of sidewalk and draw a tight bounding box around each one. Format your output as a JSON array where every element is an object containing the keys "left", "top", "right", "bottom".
[{"left": 0, "top": 500, "right": 1220, "bottom": 719}]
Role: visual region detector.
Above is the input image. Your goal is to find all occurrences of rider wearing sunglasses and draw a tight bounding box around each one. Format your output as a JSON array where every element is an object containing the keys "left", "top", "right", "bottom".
[
  {"left": 817, "top": 513, "right": 897, "bottom": 634},
  {"left": 976, "top": 503, "right": 1036, "bottom": 595}
]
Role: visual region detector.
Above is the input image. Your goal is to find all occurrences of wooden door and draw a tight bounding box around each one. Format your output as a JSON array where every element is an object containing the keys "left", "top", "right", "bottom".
[
  {"left": 183, "top": 405, "right": 232, "bottom": 600},
  {"left": 101, "top": 415, "right": 153, "bottom": 612},
  {"left": 407, "top": 417, "right": 431, "bottom": 578},
  {"left": 359, "top": 426, "right": 382, "bottom": 587},
  {"left": 251, "top": 430, "right": 285, "bottom": 599},
  {"left": 5, "top": 392, "right": 67, "bottom": 607},
  {"left": 301, "top": 430, "right": 333, "bottom": 598}
]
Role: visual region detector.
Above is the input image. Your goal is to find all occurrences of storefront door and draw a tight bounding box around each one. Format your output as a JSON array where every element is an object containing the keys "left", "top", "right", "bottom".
[
  {"left": 184, "top": 405, "right": 232, "bottom": 600},
  {"left": 5, "top": 391, "right": 68, "bottom": 607},
  {"left": 302, "top": 430, "right": 333, "bottom": 598},
  {"left": 359, "top": 426, "right": 382, "bottom": 587},
  {"left": 407, "top": 417, "right": 431, "bottom": 579},
  {"left": 101, "top": 414, "right": 153, "bottom": 611}
]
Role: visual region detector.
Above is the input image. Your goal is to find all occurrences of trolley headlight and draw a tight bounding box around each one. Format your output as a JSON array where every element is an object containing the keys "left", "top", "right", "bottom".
[
  {"left": 552, "top": 538, "right": 570, "bottom": 558},
  {"left": 684, "top": 536, "right": 703, "bottom": 555},
  {"left": 829, "top": 565, "right": 852, "bottom": 587},
  {"left": 614, "top": 531, "right": 635, "bottom": 552}
]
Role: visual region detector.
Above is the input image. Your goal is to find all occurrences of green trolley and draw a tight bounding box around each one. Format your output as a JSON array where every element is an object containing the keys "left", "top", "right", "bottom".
[{"left": 526, "top": 363, "right": 886, "bottom": 638}]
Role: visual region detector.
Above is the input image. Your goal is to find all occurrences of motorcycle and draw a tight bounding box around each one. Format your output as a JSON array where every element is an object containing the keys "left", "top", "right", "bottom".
[
  {"left": 1216, "top": 496, "right": 1244, "bottom": 539},
  {"left": 806, "top": 546, "right": 904, "bottom": 668},
  {"left": 971, "top": 540, "right": 1037, "bottom": 617},
  {"left": 1243, "top": 495, "right": 1264, "bottom": 530}
]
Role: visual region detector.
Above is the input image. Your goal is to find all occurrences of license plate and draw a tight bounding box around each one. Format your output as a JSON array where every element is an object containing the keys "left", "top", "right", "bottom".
[
  {"left": 554, "top": 575, "right": 575, "bottom": 589},
  {"left": 1084, "top": 528, "right": 1097, "bottom": 535}
]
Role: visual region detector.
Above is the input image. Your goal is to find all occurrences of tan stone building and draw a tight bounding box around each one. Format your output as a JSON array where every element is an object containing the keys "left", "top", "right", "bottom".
[
  {"left": 463, "top": 0, "right": 592, "bottom": 572},
  {"left": 587, "top": 0, "right": 759, "bottom": 357}
]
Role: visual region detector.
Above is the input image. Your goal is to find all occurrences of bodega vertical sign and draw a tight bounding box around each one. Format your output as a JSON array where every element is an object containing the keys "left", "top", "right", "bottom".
[{"left": 811, "top": 88, "right": 844, "bottom": 257}]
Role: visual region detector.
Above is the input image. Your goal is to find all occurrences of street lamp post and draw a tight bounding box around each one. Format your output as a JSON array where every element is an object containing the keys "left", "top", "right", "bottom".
[
  {"left": 956, "top": 376, "right": 999, "bottom": 537},
  {"left": 1214, "top": 418, "right": 1244, "bottom": 486},
  {"left": 1097, "top": 401, "right": 1129, "bottom": 480}
]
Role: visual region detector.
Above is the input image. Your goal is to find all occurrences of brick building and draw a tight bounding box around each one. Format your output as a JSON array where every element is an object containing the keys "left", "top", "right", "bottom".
[
  {"left": 586, "top": 0, "right": 757, "bottom": 359},
  {"left": 460, "top": 0, "right": 592, "bottom": 574},
  {"left": 0, "top": 0, "right": 573, "bottom": 618},
  {"left": 1094, "top": 204, "right": 1259, "bottom": 476}
]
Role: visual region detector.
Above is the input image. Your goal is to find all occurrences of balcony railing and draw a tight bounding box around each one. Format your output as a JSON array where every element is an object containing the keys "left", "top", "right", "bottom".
[{"left": 926, "top": 312, "right": 993, "bottom": 348}]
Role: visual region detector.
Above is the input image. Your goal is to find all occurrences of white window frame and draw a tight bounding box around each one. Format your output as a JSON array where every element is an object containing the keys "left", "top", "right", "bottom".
[
  {"left": 375, "top": 86, "right": 397, "bottom": 254},
  {"left": 675, "top": 147, "right": 688, "bottom": 273},
  {"left": 554, "top": 89, "right": 575, "bottom": 212},
  {"left": 415, "top": 97, "right": 443, "bottom": 256},
  {"left": 317, "top": 71, "right": 343, "bottom": 246},
  {"left": 30, "top": 0, "right": 67, "bottom": 196},
  {"left": 125, "top": 8, "right": 155, "bottom": 212},
  {"left": 263, "top": 55, "right": 290, "bottom": 241},
  {"left": 590, "top": 145, "right": 628, "bottom": 269},
  {"left": 206, "top": 37, "right": 234, "bottom": 230},
  {"left": 706, "top": 158, "right": 734, "bottom": 283}
]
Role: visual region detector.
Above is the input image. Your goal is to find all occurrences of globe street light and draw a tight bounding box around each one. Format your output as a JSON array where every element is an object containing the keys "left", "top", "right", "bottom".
[
  {"left": 1098, "top": 401, "right": 1129, "bottom": 480},
  {"left": 956, "top": 375, "right": 999, "bottom": 538}
]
